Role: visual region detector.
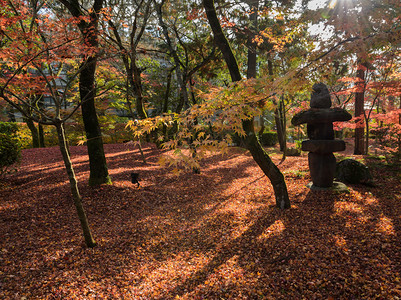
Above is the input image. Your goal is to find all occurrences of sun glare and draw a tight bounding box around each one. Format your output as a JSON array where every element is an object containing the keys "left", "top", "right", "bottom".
[
  {"left": 328, "top": 0, "right": 337, "bottom": 9},
  {"left": 308, "top": 0, "right": 338, "bottom": 10}
]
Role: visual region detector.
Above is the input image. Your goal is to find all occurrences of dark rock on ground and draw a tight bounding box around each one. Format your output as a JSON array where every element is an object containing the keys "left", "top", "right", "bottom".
[{"left": 335, "top": 159, "right": 373, "bottom": 185}]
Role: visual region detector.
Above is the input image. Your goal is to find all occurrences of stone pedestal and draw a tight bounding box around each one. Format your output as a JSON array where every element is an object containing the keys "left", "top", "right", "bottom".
[
  {"left": 308, "top": 152, "right": 336, "bottom": 187},
  {"left": 291, "top": 83, "right": 352, "bottom": 189}
]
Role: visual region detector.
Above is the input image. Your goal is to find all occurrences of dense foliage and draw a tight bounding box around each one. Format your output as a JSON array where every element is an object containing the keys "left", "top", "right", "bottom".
[{"left": 0, "top": 124, "right": 21, "bottom": 176}]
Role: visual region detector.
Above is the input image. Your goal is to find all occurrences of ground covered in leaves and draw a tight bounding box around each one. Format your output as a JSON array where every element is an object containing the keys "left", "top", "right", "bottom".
[{"left": 1, "top": 142, "right": 400, "bottom": 299}]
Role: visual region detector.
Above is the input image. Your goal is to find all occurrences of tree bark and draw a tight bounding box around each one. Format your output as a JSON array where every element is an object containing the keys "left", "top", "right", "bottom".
[
  {"left": 59, "top": 0, "right": 111, "bottom": 186},
  {"left": 203, "top": 0, "right": 290, "bottom": 209},
  {"left": 275, "top": 99, "right": 286, "bottom": 153},
  {"left": 246, "top": 0, "right": 258, "bottom": 80},
  {"left": 56, "top": 122, "right": 96, "bottom": 248},
  {"left": 267, "top": 58, "right": 287, "bottom": 154},
  {"left": 80, "top": 55, "right": 111, "bottom": 186},
  {"left": 354, "top": 64, "right": 365, "bottom": 155},
  {"left": 163, "top": 69, "right": 173, "bottom": 113},
  {"left": 24, "top": 118, "right": 40, "bottom": 148},
  {"left": 398, "top": 95, "right": 401, "bottom": 156},
  {"left": 38, "top": 123, "right": 45, "bottom": 148}
]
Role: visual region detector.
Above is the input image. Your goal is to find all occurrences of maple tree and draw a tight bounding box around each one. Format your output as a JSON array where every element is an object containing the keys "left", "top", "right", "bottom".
[
  {"left": 126, "top": 0, "right": 290, "bottom": 209},
  {"left": 0, "top": 0, "right": 97, "bottom": 247},
  {"left": 154, "top": 0, "right": 218, "bottom": 113},
  {"left": 2, "top": 0, "right": 401, "bottom": 296},
  {"left": 103, "top": 0, "right": 153, "bottom": 120},
  {"left": 305, "top": 0, "right": 401, "bottom": 155}
]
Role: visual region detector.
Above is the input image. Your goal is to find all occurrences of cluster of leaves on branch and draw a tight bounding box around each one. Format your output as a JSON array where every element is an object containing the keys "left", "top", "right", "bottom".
[
  {"left": 330, "top": 48, "right": 401, "bottom": 158},
  {"left": 126, "top": 77, "right": 290, "bottom": 172},
  {"left": 0, "top": 0, "right": 99, "bottom": 123}
]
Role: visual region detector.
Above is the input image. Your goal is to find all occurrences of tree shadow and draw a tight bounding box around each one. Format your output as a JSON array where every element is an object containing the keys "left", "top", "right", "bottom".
[{"left": 2, "top": 144, "right": 400, "bottom": 298}]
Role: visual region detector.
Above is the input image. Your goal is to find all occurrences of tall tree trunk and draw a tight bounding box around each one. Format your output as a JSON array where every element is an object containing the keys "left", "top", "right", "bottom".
[
  {"left": 154, "top": 1, "right": 190, "bottom": 114},
  {"left": 25, "top": 118, "right": 40, "bottom": 148},
  {"left": 267, "top": 58, "right": 287, "bottom": 154},
  {"left": 398, "top": 95, "right": 401, "bottom": 156},
  {"left": 354, "top": 64, "right": 365, "bottom": 154},
  {"left": 163, "top": 69, "right": 173, "bottom": 113},
  {"left": 203, "top": 0, "right": 290, "bottom": 209},
  {"left": 246, "top": 0, "right": 258, "bottom": 80},
  {"left": 38, "top": 123, "right": 45, "bottom": 148},
  {"left": 276, "top": 98, "right": 287, "bottom": 159},
  {"left": 365, "top": 117, "right": 370, "bottom": 154},
  {"left": 275, "top": 99, "right": 286, "bottom": 153},
  {"left": 80, "top": 56, "right": 111, "bottom": 186},
  {"left": 59, "top": 0, "right": 111, "bottom": 186},
  {"left": 55, "top": 122, "right": 96, "bottom": 248},
  {"left": 243, "top": 124, "right": 289, "bottom": 209},
  {"left": 132, "top": 63, "right": 148, "bottom": 119}
]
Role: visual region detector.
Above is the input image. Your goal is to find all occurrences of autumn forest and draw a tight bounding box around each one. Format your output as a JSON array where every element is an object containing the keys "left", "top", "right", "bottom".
[{"left": 1, "top": 0, "right": 401, "bottom": 298}]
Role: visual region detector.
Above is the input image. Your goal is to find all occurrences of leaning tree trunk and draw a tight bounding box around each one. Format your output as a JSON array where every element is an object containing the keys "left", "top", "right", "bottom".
[
  {"left": 203, "top": 0, "right": 290, "bottom": 209},
  {"left": 55, "top": 122, "right": 96, "bottom": 248}
]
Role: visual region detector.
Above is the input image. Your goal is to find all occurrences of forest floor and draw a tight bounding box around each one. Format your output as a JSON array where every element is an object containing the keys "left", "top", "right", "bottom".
[{"left": 1, "top": 141, "right": 400, "bottom": 299}]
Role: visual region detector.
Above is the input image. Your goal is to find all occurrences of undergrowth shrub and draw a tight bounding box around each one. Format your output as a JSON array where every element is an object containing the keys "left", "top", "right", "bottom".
[
  {"left": 0, "top": 122, "right": 19, "bottom": 136},
  {"left": 0, "top": 132, "right": 21, "bottom": 177},
  {"left": 259, "top": 131, "right": 278, "bottom": 146}
]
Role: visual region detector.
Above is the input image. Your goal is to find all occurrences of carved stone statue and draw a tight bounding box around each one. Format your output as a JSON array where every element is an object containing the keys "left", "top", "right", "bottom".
[{"left": 291, "top": 83, "right": 352, "bottom": 188}]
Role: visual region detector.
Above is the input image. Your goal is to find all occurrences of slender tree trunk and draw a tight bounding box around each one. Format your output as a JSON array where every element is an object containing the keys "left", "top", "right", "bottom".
[
  {"left": 38, "top": 123, "right": 45, "bottom": 148},
  {"left": 365, "top": 118, "right": 369, "bottom": 154},
  {"left": 125, "top": 79, "right": 135, "bottom": 118},
  {"left": 398, "top": 96, "right": 401, "bottom": 156},
  {"left": 25, "top": 118, "right": 40, "bottom": 148},
  {"left": 246, "top": 0, "right": 258, "bottom": 80},
  {"left": 203, "top": 0, "right": 290, "bottom": 209},
  {"left": 275, "top": 99, "right": 286, "bottom": 153},
  {"left": 276, "top": 98, "right": 287, "bottom": 159},
  {"left": 354, "top": 64, "right": 365, "bottom": 154},
  {"left": 154, "top": 1, "right": 189, "bottom": 114},
  {"left": 55, "top": 122, "right": 96, "bottom": 248},
  {"left": 267, "top": 58, "right": 287, "bottom": 154},
  {"left": 163, "top": 69, "right": 173, "bottom": 113},
  {"left": 128, "top": 62, "right": 148, "bottom": 119}
]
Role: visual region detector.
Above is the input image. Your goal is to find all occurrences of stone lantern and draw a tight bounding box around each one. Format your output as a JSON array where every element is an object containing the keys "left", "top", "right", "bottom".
[{"left": 291, "top": 83, "right": 352, "bottom": 189}]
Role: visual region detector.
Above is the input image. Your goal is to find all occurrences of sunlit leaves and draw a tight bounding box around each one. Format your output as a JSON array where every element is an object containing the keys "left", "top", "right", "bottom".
[
  {"left": 0, "top": 0, "right": 100, "bottom": 123},
  {"left": 126, "top": 76, "right": 284, "bottom": 172}
]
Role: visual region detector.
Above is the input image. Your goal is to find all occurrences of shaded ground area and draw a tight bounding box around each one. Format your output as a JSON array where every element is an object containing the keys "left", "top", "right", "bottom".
[{"left": 1, "top": 143, "right": 400, "bottom": 299}]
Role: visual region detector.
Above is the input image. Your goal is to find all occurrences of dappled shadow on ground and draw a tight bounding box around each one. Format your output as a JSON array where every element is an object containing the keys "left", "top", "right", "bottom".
[{"left": 0, "top": 143, "right": 400, "bottom": 299}]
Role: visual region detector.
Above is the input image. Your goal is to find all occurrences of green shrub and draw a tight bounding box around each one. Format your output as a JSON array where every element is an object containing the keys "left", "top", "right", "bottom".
[
  {"left": 259, "top": 131, "right": 278, "bottom": 146},
  {"left": 0, "top": 122, "right": 19, "bottom": 136},
  {"left": 0, "top": 133, "right": 21, "bottom": 176},
  {"left": 14, "top": 123, "right": 34, "bottom": 149},
  {"left": 286, "top": 147, "right": 301, "bottom": 156}
]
